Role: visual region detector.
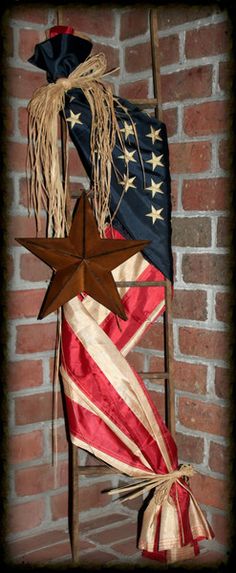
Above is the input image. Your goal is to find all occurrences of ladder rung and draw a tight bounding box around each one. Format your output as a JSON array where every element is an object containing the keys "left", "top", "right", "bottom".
[
  {"left": 116, "top": 280, "right": 166, "bottom": 287},
  {"left": 129, "top": 98, "right": 158, "bottom": 108}
]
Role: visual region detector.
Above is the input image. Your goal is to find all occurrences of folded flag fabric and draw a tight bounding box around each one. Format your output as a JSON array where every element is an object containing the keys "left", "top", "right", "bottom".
[{"left": 26, "top": 26, "right": 214, "bottom": 562}]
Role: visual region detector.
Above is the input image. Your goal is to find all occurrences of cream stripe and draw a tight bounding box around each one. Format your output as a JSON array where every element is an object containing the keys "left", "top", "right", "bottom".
[
  {"left": 121, "top": 299, "right": 165, "bottom": 356},
  {"left": 70, "top": 435, "right": 151, "bottom": 478},
  {"left": 82, "top": 251, "right": 149, "bottom": 323},
  {"left": 64, "top": 297, "right": 172, "bottom": 472},
  {"left": 62, "top": 364, "right": 153, "bottom": 473}
]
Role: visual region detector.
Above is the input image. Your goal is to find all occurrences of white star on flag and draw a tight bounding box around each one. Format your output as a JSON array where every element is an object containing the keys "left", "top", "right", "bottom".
[
  {"left": 66, "top": 111, "right": 83, "bottom": 128},
  {"left": 146, "top": 152, "right": 164, "bottom": 170},
  {"left": 146, "top": 126, "right": 162, "bottom": 145},
  {"left": 146, "top": 179, "right": 163, "bottom": 198},
  {"left": 120, "top": 121, "right": 135, "bottom": 140},
  {"left": 118, "top": 149, "right": 137, "bottom": 164},
  {"left": 120, "top": 175, "right": 136, "bottom": 192},
  {"left": 146, "top": 205, "right": 164, "bottom": 224}
]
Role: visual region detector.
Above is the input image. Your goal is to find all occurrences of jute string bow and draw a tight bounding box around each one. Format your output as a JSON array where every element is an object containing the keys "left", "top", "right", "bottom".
[
  {"left": 27, "top": 52, "right": 133, "bottom": 238},
  {"left": 107, "top": 464, "right": 196, "bottom": 504}
]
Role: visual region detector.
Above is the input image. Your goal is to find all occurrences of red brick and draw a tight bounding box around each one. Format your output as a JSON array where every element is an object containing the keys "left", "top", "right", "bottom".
[
  {"left": 7, "top": 142, "right": 28, "bottom": 172},
  {"left": 185, "top": 22, "right": 231, "bottom": 59},
  {"left": 182, "top": 178, "right": 231, "bottom": 211},
  {"left": 7, "top": 289, "right": 46, "bottom": 319},
  {"left": 161, "top": 66, "right": 212, "bottom": 103},
  {"left": 217, "top": 215, "right": 233, "bottom": 248},
  {"left": 147, "top": 355, "right": 165, "bottom": 374},
  {"left": 137, "top": 321, "right": 164, "bottom": 351},
  {"left": 78, "top": 480, "right": 113, "bottom": 512},
  {"left": 10, "top": 5, "right": 50, "bottom": 24},
  {"left": 50, "top": 491, "right": 68, "bottom": 521},
  {"left": 80, "top": 549, "right": 117, "bottom": 565},
  {"left": 120, "top": 8, "right": 149, "bottom": 40},
  {"left": 162, "top": 108, "right": 178, "bottom": 137},
  {"left": 15, "top": 461, "right": 68, "bottom": 495},
  {"left": 69, "top": 147, "right": 87, "bottom": 177},
  {"left": 9, "top": 214, "right": 46, "bottom": 246},
  {"left": 211, "top": 513, "right": 229, "bottom": 546},
  {"left": 4, "top": 24, "right": 14, "bottom": 58},
  {"left": 50, "top": 423, "right": 68, "bottom": 454},
  {"left": 209, "top": 442, "right": 228, "bottom": 474},
  {"left": 149, "top": 389, "right": 165, "bottom": 420},
  {"left": 183, "top": 101, "right": 229, "bottom": 136},
  {"left": 9, "top": 430, "right": 43, "bottom": 464},
  {"left": 169, "top": 141, "right": 211, "bottom": 174},
  {"left": 8, "top": 529, "right": 69, "bottom": 559},
  {"left": 125, "top": 42, "right": 152, "bottom": 73},
  {"left": 170, "top": 178, "right": 178, "bottom": 211},
  {"left": 59, "top": 6, "right": 115, "bottom": 37},
  {"left": 157, "top": 4, "right": 219, "bottom": 29},
  {"left": 172, "top": 216, "right": 211, "bottom": 247},
  {"left": 4, "top": 104, "right": 14, "bottom": 137},
  {"left": 81, "top": 512, "right": 129, "bottom": 533},
  {"left": 179, "top": 326, "right": 229, "bottom": 361},
  {"left": 9, "top": 499, "right": 45, "bottom": 533},
  {"left": 173, "top": 360, "right": 207, "bottom": 394},
  {"left": 178, "top": 396, "right": 228, "bottom": 436},
  {"left": 219, "top": 61, "right": 234, "bottom": 93},
  {"left": 112, "top": 538, "right": 138, "bottom": 557},
  {"left": 15, "top": 391, "right": 63, "bottom": 425},
  {"left": 215, "top": 367, "right": 230, "bottom": 400},
  {"left": 215, "top": 291, "right": 232, "bottom": 323},
  {"left": 119, "top": 79, "right": 149, "bottom": 100},
  {"left": 89, "top": 521, "right": 137, "bottom": 544},
  {"left": 19, "top": 29, "right": 43, "bottom": 61},
  {"left": 7, "top": 253, "right": 14, "bottom": 281},
  {"left": 190, "top": 473, "right": 227, "bottom": 510},
  {"left": 127, "top": 351, "right": 145, "bottom": 372},
  {"left": 91, "top": 42, "right": 119, "bottom": 72},
  {"left": 159, "top": 34, "right": 180, "bottom": 66},
  {"left": 176, "top": 432, "right": 204, "bottom": 464},
  {"left": 218, "top": 139, "right": 231, "bottom": 171},
  {"left": 173, "top": 289, "right": 207, "bottom": 321},
  {"left": 13, "top": 541, "right": 71, "bottom": 564},
  {"left": 182, "top": 253, "right": 232, "bottom": 285},
  {"left": 18, "top": 106, "right": 28, "bottom": 138},
  {"left": 16, "top": 321, "right": 57, "bottom": 354},
  {"left": 7, "top": 67, "right": 45, "bottom": 99},
  {"left": 20, "top": 253, "right": 51, "bottom": 282},
  {"left": 8, "top": 360, "right": 43, "bottom": 391}
]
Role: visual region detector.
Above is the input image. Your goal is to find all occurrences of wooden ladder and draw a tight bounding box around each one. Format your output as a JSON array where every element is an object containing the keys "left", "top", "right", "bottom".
[{"left": 58, "top": 7, "right": 175, "bottom": 562}]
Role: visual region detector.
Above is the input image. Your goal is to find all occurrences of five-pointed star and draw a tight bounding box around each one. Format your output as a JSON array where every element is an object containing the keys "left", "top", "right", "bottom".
[
  {"left": 16, "top": 193, "right": 149, "bottom": 321},
  {"left": 146, "top": 179, "right": 163, "bottom": 198},
  {"left": 66, "top": 110, "right": 83, "bottom": 128},
  {"left": 146, "top": 126, "right": 162, "bottom": 145},
  {"left": 120, "top": 121, "right": 135, "bottom": 140},
  {"left": 118, "top": 149, "right": 137, "bottom": 164},
  {"left": 146, "top": 152, "right": 164, "bottom": 170},
  {"left": 146, "top": 205, "right": 164, "bottom": 224},
  {"left": 120, "top": 174, "right": 136, "bottom": 192}
]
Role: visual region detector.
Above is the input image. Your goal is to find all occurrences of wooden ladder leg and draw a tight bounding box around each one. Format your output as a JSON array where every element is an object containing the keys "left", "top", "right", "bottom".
[{"left": 68, "top": 441, "right": 79, "bottom": 562}]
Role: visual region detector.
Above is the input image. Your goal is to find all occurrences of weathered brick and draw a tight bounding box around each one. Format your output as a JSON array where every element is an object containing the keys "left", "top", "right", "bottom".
[
  {"left": 9, "top": 430, "right": 43, "bottom": 464},
  {"left": 173, "top": 289, "right": 207, "bottom": 321},
  {"left": 4, "top": 104, "right": 14, "bottom": 137},
  {"left": 178, "top": 396, "right": 228, "bottom": 436},
  {"left": 91, "top": 42, "right": 119, "bottom": 72},
  {"left": 7, "top": 289, "right": 46, "bottom": 319},
  {"left": 8, "top": 529, "right": 70, "bottom": 560},
  {"left": 9, "top": 499, "right": 45, "bottom": 534},
  {"left": 157, "top": 4, "right": 219, "bottom": 30},
  {"left": 50, "top": 491, "right": 68, "bottom": 521},
  {"left": 176, "top": 432, "right": 204, "bottom": 464},
  {"left": 4, "top": 24, "right": 14, "bottom": 58},
  {"left": 211, "top": 512, "right": 229, "bottom": 546},
  {"left": 8, "top": 360, "right": 43, "bottom": 391},
  {"left": 179, "top": 326, "right": 229, "bottom": 361},
  {"left": 12, "top": 541, "right": 71, "bottom": 564},
  {"left": 190, "top": 473, "right": 227, "bottom": 510},
  {"left": 69, "top": 148, "right": 87, "bottom": 177},
  {"left": 127, "top": 351, "right": 145, "bottom": 372},
  {"left": 183, "top": 101, "right": 229, "bottom": 136},
  {"left": 9, "top": 5, "right": 50, "bottom": 24},
  {"left": 80, "top": 549, "right": 117, "bottom": 565},
  {"left": 170, "top": 179, "right": 178, "bottom": 211},
  {"left": 89, "top": 520, "right": 137, "bottom": 544},
  {"left": 78, "top": 480, "right": 113, "bottom": 512},
  {"left": 119, "top": 79, "right": 149, "bottom": 100},
  {"left": 209, "top": 441, "right": 229, "bottom": 474},
  {"left": 15, "top": 461, "right": 68, "bottom": 495},
  {"left": 7, "top": 142, "right": 28, "bottom": 172},
  {"left": 219, "top": 60, "right": 234, "bottom": 93},
  {"left": 112, "top": 538, "right": 139, "bottom": 557},
  {"left": 15, "top": 391, "right": 63, "bottom": 425},
  {"left": 7, "top": 253, "right": 14, "bottom": 281},
  {"left": 182, "top": 253, "right": 232, "bottom": 285},
  {"left": 7, "top": 67, "right": 44, "bottom": 99},
  {"left": 162, "top": 107, "right": 178, "bottom": 137},
  {"left": 218, "top": 139, "right": 231, "bottom": 171},
  {"left": 169, "top": 141, "right": 212, "bottom": 174},
  {"left": 125, "top": 42, "right": 152, "bottom": 73},
  {"left": 59, "top": 6, "right": 115, "bottom": 37},
  {"left": 16, "top": 322, "right": 57, "bottom": 354},
  {"left": 182, "top": 178, "right": 231, "bottom": 211},
  {"left": 217, "top": 216, "right": 233, "bottom": 248},
  {"left": 161, "top": 66, "right": 212, "bottom": 103},
  {"left": 215, "top": 291, "right": 232, "bottom": 324},
  {"left": 80, "top": 512, "right": 128, "bottom": 533},
  {"left": 185, "top": 21, "right": 231, "bottom": 59},
  {"left": 137, "top": 321, "right": 164, "bottom": 351},
  {"left": 215, "top": 367, "right": 230, "bottom": 400},
  {"left": 50, "top": 424, "right": 68, "bottom": 454},
  {"left": 149, "top": 389, "right": 165, "bottom": 420},
  {"left": 173, "top": 360, "right": 207, "bottom": 394},
  {"left": 172, "top": 216, "right": 211, "bottom": 247},
  {"left": 18, "top": 106, "right": 28, "bottom": 138},
  {"left": 159, "top": 34, "right": 180, "bottom": 66},
  {"left": 19, "top": 28, "right": 43, "bottom": 61},
  {"left": 20, "top": 253, "right": 51, "bottom": 282},
  {"left": 9, "top": 215, "right": 46, "bottom": 246},
  {"left": 120, "top": 7, "right": 148, "bottom": 40}
]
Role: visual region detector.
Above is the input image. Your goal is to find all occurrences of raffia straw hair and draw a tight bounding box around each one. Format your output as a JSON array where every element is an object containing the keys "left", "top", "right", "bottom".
[{"left": 27, "top": 52, "right": 134, "bottom": 238}]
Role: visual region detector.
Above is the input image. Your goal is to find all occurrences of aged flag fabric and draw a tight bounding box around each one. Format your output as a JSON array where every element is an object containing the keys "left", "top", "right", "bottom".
[{"left": 26, "top": 26, "right": 214, "bottom": 563}]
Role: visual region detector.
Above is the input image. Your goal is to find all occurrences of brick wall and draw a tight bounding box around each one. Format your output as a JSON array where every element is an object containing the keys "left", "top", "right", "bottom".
[{"left": 5, "top": 3, "right": 232, "bottom": 567}]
